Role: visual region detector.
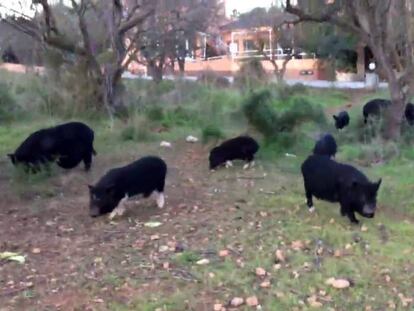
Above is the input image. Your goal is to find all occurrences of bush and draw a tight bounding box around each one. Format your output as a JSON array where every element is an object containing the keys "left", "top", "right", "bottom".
[
  {"left": 234, "top": 59, "right": 269, "bottom": 90},
  {"left": 278, "top": 97, "right": 326, "bottom": 131},
  {"left": 202, "top": 124, "right": 225, "bottom": 143},
  {"left": 0, "top": 82, "right": 17, "bottom": 121},
  {"left": 242, "top": 90, "right": 278, "bottom": 139},
  {"left": 242, "top": 90, "right": 326, "bottom": 146}
]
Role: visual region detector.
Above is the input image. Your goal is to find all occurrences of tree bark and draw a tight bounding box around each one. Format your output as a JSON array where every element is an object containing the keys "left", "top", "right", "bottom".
[
  {"left": 385, "top": 81, "right": 406, "bottom": 139},
  {"left": 148, "top": 61, "right": 164, "bottom": 83},
  {"left": 178, "top": 58, "right": 185, "bottom": 74}
]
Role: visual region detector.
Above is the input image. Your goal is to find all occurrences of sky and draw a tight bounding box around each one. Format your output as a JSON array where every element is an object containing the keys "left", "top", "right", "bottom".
[
  {"left": 0, "top": 0, "right": 294, "bottom": 18},
  {"left": 0, "top": 0, "right": 36, "bottom": 17},
  {"left": 224, "top": 0, "right": 277, "bottom": 16}
]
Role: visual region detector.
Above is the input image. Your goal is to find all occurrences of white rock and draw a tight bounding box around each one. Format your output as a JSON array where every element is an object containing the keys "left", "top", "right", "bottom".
[
  {"left": 230, "top": 297, "right": 244, "bottom": 307},
  {"left": 196, "top": 258, "right": 210, "bottom": 265},
  {"left": 186, "top": 135, "right": 199, "bottom": 143},
  {"left": 160, "top": 141, "right": 172, "bottom": 148}
]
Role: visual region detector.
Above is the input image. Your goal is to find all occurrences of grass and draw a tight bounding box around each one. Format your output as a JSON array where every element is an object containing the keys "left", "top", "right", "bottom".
[{"left": 1, "top": 71, "right": 414, "bottom": 310}]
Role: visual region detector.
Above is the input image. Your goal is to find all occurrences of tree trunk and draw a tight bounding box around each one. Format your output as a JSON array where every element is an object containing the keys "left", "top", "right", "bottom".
[
  {"left": 178, "top": 58, "right": 185, "bottom": 74},
  {"left": 101, "top": 68, "right": 125, "bottom": 118},
  {"left": 385, "top": 81, "right": 406, "bottom": 139},
  {"left": 148, "top": 64, "right": 163, "bottom": 83}
]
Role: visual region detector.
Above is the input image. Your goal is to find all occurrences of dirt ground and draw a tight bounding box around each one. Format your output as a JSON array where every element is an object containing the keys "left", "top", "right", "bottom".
[{"left": 0, "top": 141, "right": 276, "bottom": 310}]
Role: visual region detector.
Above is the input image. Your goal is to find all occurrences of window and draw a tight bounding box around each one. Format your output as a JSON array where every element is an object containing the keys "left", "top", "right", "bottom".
[{"left": 243, "top": 40, "right": 256, "bottom": 51}]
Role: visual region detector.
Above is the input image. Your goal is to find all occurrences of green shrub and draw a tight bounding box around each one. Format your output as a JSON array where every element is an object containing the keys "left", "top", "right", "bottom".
[
  {"left": 202, "top": 124, "right": 225, "bottom": 143},
  {"left": 243, "top": 90, "right": 326, "bottom": 146},
  {"left": 278, "top": 97, "right": 326, "bottom": 131},
  {"left": 242, "top": 90, "right": 278, "bottom": 139}
]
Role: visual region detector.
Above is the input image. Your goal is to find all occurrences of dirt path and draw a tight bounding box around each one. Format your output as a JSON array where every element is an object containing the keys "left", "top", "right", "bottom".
[{"left": 0, "top": 140, "right": 268, "bottom": 310}]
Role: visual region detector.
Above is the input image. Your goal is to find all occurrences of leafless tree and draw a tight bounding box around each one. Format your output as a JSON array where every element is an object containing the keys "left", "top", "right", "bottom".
[
  {"left": 130, "top": 0, "right": 220, "bottom": 83},
  {"left": 257, "top": 24, "right": 293, "bottom": 83},
  {"left": 285, "top": 0, "right": 414, "bottom": 139},
  {"left": 2, "top": 0, "right": 155, "bottom": 115}
]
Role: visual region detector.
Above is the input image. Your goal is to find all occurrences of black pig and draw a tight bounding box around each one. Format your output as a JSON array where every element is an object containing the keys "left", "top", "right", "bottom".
[
  {"left": 8, "top": 122, "right": 96, "bottom": 172},
  {"left": 313, "top": 133, "right": 337, "bottom": 158},
  {"left": 363, "top": 99, "right": 390, "bottom": 124},
  {"left": 301, "top": 155, "right": 382, "bottom": 224},
  {"left": 333, "top": 111, "right": 350, "bottom": 129},
  {"left": 88, "top": 156, "right": 167, "bottom": 218},
  {"left": 405, "top": 103, "right": 414, "bottom": 125},
  {"left": 209, "top": 136, "right": 259, "bottom": 170}
]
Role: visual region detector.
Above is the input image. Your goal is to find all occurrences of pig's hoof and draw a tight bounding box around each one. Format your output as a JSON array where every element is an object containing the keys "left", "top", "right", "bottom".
[
  {"left": 155, "top": 192, "right": 165, "bottom": 208},
  {"left": 308, "top": 206, "right": 315, "bottom": 213}
]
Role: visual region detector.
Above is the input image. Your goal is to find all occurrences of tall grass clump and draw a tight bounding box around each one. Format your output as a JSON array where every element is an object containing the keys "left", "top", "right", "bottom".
[
  {"left": 197, "top": 71, "right": 231, "bottom": 88},
  {"left": 120, "top": 113, "right": 154, "bottom": 142},
  {"left": 0, "top": 81, "right": 18, "bottom": 121},
  {"left": 275, "top": 83, "right": 308, "bottom": 101},
  {"left": 201, "top": 124, "right": 225, "bottom": 143}
]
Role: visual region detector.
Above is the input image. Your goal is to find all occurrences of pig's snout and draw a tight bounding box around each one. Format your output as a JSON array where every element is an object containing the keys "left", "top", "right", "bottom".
[{"left": 89, "top": 206, "right": 100, "bottom": 217}]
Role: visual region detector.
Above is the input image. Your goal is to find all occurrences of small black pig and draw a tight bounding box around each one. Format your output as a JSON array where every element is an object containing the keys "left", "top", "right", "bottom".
[
  {"left": 8, "top": 121, "right": 96, "bottom": 172},
  {"left": 333, "top": 111, "right": 350, "bottom": 129},
  {"left": 88, "top": 156, "right": 167, "bottom": 218},
  {"left": 209, "top": 136, "right": 259, "bottom": 170},
  {"left": 301, "top": 155, "right": 382, "bottom": 224},
  {"left": 313, "top": 133, "right": 337, "bottom": 158},
  {"left": 363, "top": 98, "right": 390, "bottom": 124},
  {"left": 405, "top": 103, "right": 414, "bottom": 125}
]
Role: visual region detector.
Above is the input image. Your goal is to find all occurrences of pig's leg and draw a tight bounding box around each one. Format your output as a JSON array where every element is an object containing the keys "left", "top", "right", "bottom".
[
  {"left": 346, "top": 210, "right": 359, "bottom": 224},
  {"left": 108, "top": 195, "right": 128, "bottom": 220},
  {"left": 83, "top": 151, "right": 93, "bottom": 171},
  {"left": 305, "top": 189, "right": 315, "bottom": 213},
  {"left": 243, "top": 155, "right": 255, "bottom": 170},
  {"left": 153, "top": 191, "right": 165, "bottom": 208},
  {"left": 225, "top": 160, "right": 233, "bottom": 168}
]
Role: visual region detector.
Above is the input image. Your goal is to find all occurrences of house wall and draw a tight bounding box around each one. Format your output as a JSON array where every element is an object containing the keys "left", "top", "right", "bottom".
[{"left": 181, "top": 57, "right": 326, "bottom": 80}]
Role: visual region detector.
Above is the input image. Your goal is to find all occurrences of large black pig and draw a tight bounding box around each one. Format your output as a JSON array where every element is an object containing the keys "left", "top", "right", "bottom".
[
  {"left": 88, "top": 156, "right": 167, "bottom": 218},
  {"left": 8, "top": 122, "right": 96, "bottom": 172},
  {"left": 363, "top": 98, "right": 390, "bottom": 124},
  {"left": 301, "top": 155, "right": 382, "bottom": 224}
]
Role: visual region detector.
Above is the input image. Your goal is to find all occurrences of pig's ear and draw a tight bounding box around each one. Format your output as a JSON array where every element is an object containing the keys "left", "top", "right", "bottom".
[
  {"left": 375, "top": 178, "right": 382, "bottom": 191},
  {"left": 88, "top": 184, "right": 94, "bottom": 191},
  {"left": 7, "top": 153, "right": 16, "bottom": 163},
  {"left": 333, "top": 115, "right": 338, "bottom": 121}
]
